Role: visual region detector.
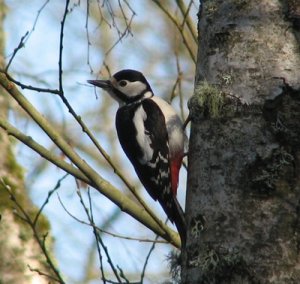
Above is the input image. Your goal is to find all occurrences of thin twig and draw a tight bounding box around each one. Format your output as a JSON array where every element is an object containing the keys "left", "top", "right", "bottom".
[
  {"left": 101, "top": 0, "right": 136, "bottom": 56},
  {"left": 86, "top": 188, "right": 107, "bottom": 284},
  {"left": 31, "top": 0, "right": 51, "bottom": 32},
  {"left": 176, "top": 0, "right": 197, "bottom": 42},
  {"left": 117, "top": 265, "right": 130, "bottom": 284},
  {"left": 140, "top": 234, "right": 160, "bottom": 283},
  {"left": 5, "top": 0, "right": 50, "bottom": 71},
  {"left": 169, "top": 76, "right": 180, "bottom": 103},
  {"left": 104, "top": 13, "right": 135, "bottom": 57},
  {"left": 33, "top": 173, "right": 69, "bottom": 226},
  {"left": 151, "top": 0, "right": 196, "bottom": 63},
  {"left": 58, "top": 0, "right": 70, "bottom": 94},
  {"left": 0, "top": 71, "right": 60, "bottom": 94},
  {"left": 85, "top": 0, "right": 93, "bottom": 73},
  {"left": 27, "top": 265, "right": 62, "bottom": 283},
  {"left": 78, "top": 189, "right": 123, "bottom": 283},
  {"left": 175, "top": 51, "right": 185, "bottom": 121},
  {"left": 57, "top": 192, "right": 167, "bottom": 244},
  {"left": 5, "top": 31, "right": 29, "bottom": 71}
]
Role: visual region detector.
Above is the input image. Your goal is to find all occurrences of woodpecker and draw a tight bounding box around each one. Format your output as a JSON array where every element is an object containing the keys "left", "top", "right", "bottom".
[{"left": 88, "top": 69, "right": 186, "bottom": 245}]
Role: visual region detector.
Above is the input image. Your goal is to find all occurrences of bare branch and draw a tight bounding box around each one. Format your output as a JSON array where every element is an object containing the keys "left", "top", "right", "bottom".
[
  {"left": 79, "top": 188, "right": 122, "bottom": 283},
  {"left": 85, "top": 0, "right": 93, "bottom": 73},
  {"left": 57, "top": 192, "right": 167, "bottom": 244},
  {"left": 33, "top": 173, "right": 69, "bottom": 227},
  {"left": 117, "top": 265, "right": 130, "bottom": 284},
  {"left": 0, "top": 71, "right": 60, "bottom": 94},
  {"left": 32, "top": 0, "right": 51, "bottom": 32},
  {"left": 86, "top": 188, "right": 107, "bottom": 284},
  {"left": 5, "top": 0, "right": 50, "bottom": 71},
  {"left": 104, "top": 12, "right": 135, "bottom": 57},
  {"left": 0, "top": 118, "right": 91, "bottom": 184},
  {"left": 27, "top": 265, "right": 62, "bottom": 283},
  {"left": 140, "top": 235, "right": 160, "bottom": 283},
  {"left": 176, "top": 0, "right": 197, "bottom": 42},
  {"left": 151, "top": 0, "right": 197, "bottom": 63},
  {"left": 175, "top": 51, "right": 185, "bottom": 121},
  {"left": 58, "top": 0, "right": 70, "bottom": 93},
  {"left": 5, "top": 31, "right": 29, "bottom": 71}
]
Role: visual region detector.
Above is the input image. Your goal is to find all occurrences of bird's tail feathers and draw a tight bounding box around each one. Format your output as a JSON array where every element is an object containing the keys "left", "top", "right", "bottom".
[{"left": 161, "top": 197, "right": 186, "bottom": 248}]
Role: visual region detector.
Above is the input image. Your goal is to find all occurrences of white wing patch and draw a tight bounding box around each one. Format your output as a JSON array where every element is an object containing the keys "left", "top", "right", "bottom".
[{"left": 133, "top": 105, "right": 153, "bottom": 164}]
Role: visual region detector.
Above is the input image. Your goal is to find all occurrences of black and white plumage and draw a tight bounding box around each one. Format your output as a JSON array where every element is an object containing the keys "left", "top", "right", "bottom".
[{"left": 88, "top": 69, "right": 186, "bottom": 245}]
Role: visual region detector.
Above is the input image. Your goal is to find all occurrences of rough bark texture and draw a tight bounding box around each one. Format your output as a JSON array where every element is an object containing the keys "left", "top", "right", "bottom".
[
  {"left": 182, "top": 0, "right": 300, "bottom": 283},
  {"left": 0, "top": 1, "right": 52, "bottom": 283}
]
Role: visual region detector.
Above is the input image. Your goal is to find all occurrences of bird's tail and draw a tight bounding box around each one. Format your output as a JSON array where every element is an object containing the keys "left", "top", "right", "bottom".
[{"left": 161, "top": 197, "right": 186, "bottom": 248}]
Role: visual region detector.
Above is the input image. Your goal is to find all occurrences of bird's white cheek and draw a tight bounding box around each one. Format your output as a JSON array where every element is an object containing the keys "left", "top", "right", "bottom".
[{"left": 122, "top": 81, "right": 147, "bottom": 97}]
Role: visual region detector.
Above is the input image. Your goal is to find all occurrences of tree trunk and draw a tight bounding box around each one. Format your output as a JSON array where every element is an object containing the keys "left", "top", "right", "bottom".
[
  {"left": 0, "top": 1, "right": 54, "bottom": 283},
  {"left": 182, "top": 0, "right": 300, "bottom": 283}
]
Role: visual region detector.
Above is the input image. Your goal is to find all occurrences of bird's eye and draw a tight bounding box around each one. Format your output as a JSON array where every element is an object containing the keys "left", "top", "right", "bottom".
[{"left": 119, "top": 80, "right": 127, "bottom": 87}]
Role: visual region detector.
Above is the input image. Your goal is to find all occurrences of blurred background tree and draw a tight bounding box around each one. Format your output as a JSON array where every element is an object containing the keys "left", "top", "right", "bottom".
[{"left": 0, "top": 0, "right": 197, "bottom": 283}]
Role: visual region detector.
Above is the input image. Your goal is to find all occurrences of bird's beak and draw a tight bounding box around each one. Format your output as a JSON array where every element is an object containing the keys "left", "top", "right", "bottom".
[{"left": 87, "top": 79, "right": 112, "bottom": 90}]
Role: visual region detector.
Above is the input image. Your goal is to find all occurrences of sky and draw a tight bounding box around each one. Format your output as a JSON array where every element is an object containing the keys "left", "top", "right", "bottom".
[{"left": 4, "top": 1, "right": 197, "bottom": 283}]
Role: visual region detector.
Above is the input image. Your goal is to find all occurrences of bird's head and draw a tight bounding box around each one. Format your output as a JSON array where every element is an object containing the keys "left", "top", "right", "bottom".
[{"left": 88, "top": 69, "right": 153, "bottom": 106}]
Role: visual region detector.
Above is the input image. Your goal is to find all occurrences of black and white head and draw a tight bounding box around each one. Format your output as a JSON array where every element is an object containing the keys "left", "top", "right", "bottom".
[{"left": 88, "top": 69, "right": 153, "bottom": 106}]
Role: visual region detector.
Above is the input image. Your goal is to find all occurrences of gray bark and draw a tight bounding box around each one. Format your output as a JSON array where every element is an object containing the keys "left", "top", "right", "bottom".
[{"left": 182, "top": 0, "right": 300, "bottom": 283}]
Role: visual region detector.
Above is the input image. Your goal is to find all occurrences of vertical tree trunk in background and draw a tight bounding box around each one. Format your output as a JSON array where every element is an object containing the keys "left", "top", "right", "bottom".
[
  {"left": 183, "top": 0, "right": 300, "bottom": 283},
  {"left": 0, "top": 1, "right": 52, "bottom": 283}
]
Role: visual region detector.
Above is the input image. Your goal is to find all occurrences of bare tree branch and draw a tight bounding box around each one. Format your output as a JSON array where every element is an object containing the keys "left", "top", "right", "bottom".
[
  {"left": 58, "top": 0, "right": 69, "bottom": 94},
  {"left": 79, "top": 188, "right": 123, "bottom": 283},
  {"left": 0, "top": 71, "right": 60, "bottom": 94},
  {"left": 140, "top": 235, "right": 159, "bottom": 283},
  {"left": 0, "top": 118, "right": 91, "bottom": 184},
  {"left": 33, "top": 173, "right": 69, "bottom": 227},
  {"left": 176, "top": 0, "right": 197, "bottom": 42},
  {"left": 5, "top": 0, "right": 50, "bottom": 71},
  {"left": 151, "top": 0, "right": 197, "bottom": 63},
  {"left": 57, "top": 191, "right": 167, "bottom": 244}
]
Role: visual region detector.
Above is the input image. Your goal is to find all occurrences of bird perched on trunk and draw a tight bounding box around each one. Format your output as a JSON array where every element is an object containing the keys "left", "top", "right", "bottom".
[{"left": 88, "top": 69, "right": 186, "bottom": 246}]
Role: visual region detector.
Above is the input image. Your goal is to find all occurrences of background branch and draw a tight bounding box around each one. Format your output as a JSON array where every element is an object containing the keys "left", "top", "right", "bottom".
[{"left": 151, "top": 0, "right": 197, "bottom": 63}]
